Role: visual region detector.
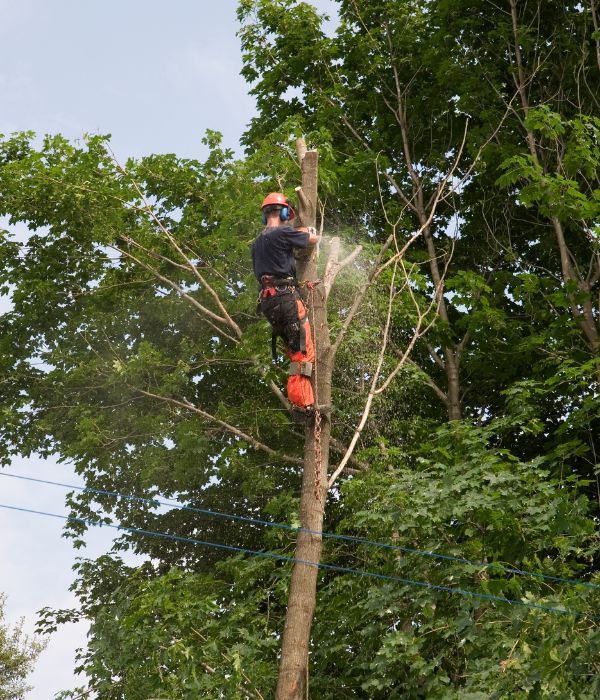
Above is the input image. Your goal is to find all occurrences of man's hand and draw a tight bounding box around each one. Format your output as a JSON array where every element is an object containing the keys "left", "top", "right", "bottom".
[
  {"left": 305, "top": 226, "right": 318, "bottom": 245},
  {"left": 297, "top": 225, "right": 319, "bottom": 245}
]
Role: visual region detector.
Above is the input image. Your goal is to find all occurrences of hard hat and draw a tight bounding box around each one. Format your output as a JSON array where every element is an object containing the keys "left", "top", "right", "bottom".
[{"left": 261, "top": 192, "right": 295, "bottom": 221}]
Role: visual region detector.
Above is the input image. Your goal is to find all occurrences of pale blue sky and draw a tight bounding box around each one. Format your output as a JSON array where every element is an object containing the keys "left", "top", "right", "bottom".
[
  {"left": 1, "top": 0, "right": 256, "bottom": 159},
  {"left": 0, "top": 0, "right": 336, "bottom": 697}
]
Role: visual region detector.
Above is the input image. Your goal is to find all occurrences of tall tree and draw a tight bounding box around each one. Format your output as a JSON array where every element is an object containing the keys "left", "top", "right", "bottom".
[
  {"left": 238, "top": 0, "right": 600, "bottom": 423},
  {"left": 1, "top": 0, "right": 599, "bottom": 696}
]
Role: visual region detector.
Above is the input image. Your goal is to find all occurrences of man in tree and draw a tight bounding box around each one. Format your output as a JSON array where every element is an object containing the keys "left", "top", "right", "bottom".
[{"left": 252, "top": 192, "right": 319, "bottom": 418}]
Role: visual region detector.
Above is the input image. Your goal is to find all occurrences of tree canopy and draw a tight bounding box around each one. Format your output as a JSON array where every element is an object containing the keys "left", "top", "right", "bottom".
[
  {"left": 0, "top": 595, "right": 45, "bottom": 700},
  {"left": 1, "top": 0, "right": 599, "bottom": 697}
]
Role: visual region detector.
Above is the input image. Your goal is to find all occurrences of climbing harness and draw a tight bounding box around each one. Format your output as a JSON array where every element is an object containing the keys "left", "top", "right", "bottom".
[
  {"left": 259, "top": 275, "right": 307, "bottom": 360},
  {"left": 259, "top": 275, "right": 315, "bottom": 409},
  {"left": 255, "top": 242, "right": 326, "bottom": 503}
]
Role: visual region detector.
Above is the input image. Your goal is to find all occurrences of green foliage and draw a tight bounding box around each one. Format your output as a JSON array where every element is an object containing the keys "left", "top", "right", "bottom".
[
  {"left": 498, "top": 114, "right": 600, "bottom": 221},
  {"left": 69, "top": 565, "right": 280, "bottom": 699},
  {"left": 53, "top": 416, "right": 600, "bottom": 697},
  {"left": 1, "top": 0, "right": 599, "bottom": 696},
  {"left": 325, "top": 419, "right": 600, "bottom": 698},
  {"left": 0, "top": 595, "right": 46, "bottom": 700},
  {"left": 0, "top": 130, "right": 307, "bottom": 563}
]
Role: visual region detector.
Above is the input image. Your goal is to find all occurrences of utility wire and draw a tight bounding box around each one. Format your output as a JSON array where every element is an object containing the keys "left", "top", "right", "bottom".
[
  {"left": 0, "top": 502, "right": 597, "bottom": 622},
  {"left": 1, "top": 471, "right": 599, "bottom": 591}
]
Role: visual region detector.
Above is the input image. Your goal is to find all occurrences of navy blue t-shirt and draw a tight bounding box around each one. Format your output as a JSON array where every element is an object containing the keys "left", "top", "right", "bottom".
[{"left": 251, "top": 225, "right": 311, "bottom": 281}]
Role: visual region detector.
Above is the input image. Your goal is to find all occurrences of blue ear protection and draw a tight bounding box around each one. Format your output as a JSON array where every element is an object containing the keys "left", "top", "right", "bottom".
[{"left": 262, "top": 205, "right": 290, "bottom": 225}]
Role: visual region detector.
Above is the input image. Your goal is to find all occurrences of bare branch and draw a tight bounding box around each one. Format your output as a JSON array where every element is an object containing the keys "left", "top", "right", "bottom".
[
  {"left": 294, "top": 186, "right": 310, "bottom": 213},
  {"left": 113, "top": 244, "right": 240, "bottom": 345},
  {"left": 135, "top": 388, "right": 303, "bottom": 466},
  {"left": 324, "top": 237, "right": 340, "bottom": 284},
  {"left": 108, "top": 147, "right": 243, "bottom": 338},
  {"left": 337, "top": 245, "right": 364, "bottom": 271},
  {"left": 267, "top": 379, "right": 290, "bottom": 410},
  {"left": 374, "top": 257, "right": 442, "bottom": 396},
  {"left": 328, "top": 435, "right": 369, "bottom": 471},
  {"left": 120, "top": 234, "right": 192, "bottom": 273}
]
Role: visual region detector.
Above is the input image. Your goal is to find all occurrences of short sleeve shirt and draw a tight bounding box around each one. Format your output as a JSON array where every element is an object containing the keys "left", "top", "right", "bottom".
[{"left": 251, "top": 225, "right": 310, "bottom": 281}]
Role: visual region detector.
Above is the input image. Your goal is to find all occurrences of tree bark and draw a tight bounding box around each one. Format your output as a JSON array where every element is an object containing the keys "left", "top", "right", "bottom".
[
  {"left": 275, "top": 144, "right": 331, "bottom": 700},
  {"left": 420, "top": 221, "right": 463, "bottom": 420},
  {"left": 445, "top": 351, "right": 462, "bottom": 421}
]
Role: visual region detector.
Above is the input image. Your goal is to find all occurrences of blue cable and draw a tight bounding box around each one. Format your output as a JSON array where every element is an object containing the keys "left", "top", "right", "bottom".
[
  {"left": 0, "top": 502, "right": 597, "bottom": 621},
  {"left": 2, "top": 471, "right": 599, "bottom": 591}
]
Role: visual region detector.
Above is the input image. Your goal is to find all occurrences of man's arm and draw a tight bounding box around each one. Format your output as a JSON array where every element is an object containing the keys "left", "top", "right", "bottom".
[{"left": 296, "top": 226, "right": 318, "bottom": 245}]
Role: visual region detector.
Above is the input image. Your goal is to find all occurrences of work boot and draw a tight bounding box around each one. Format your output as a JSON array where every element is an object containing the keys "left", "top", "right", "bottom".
[
  {"left": 290, "top": 405, "right": 312, "bottom": 424},
  {"left": 290, "top": 403, "right": 332, "bottom": 424},
  {"left": 307, "top": 404, "right": 331, "bottom": 417}
]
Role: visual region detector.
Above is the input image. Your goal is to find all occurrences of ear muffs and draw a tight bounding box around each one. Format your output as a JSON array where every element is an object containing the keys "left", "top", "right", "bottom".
[{"left": 261, "top": 203, "right": 295, "bottom": 225}]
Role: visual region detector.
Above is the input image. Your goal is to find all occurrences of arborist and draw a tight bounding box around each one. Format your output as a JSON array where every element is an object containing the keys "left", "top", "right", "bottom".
[{"left": 252, "top": 192, "right": 319, "bottom": 419}]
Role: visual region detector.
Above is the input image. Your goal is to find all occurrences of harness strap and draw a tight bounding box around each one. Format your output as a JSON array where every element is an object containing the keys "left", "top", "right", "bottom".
[
  {"left": 261, "top": 285, "right": 307, "bottom": 359},
  {"left": 289, "top": 361, "right": 313, "bottom": 377},
  {"left": 299, "top": 317, "right": 307, "bottom": 353},
  {"left": 261, "top": 275, "right": 297, "bottom": 288}
]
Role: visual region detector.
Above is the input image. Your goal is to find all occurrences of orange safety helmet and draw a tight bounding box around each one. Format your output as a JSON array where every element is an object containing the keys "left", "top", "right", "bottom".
[{"left": 261, "top": 192, "right": 295, "bottom": 222}]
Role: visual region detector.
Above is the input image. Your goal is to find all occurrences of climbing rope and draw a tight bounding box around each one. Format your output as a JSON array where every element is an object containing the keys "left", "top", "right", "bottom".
[
  {"left": 297, "top": 279, "right": 321, "bottom": 291},
  {"left": 314, "top": 408, "right": 323, "bottom": 506},
  {"left": 308, "top": 283, "right": 324, "bottom": 510}
]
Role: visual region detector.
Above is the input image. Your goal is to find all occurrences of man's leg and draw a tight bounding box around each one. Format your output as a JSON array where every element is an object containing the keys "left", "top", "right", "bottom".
[{"left": 286, "top": 298, "right": 315, "bottom": 409}]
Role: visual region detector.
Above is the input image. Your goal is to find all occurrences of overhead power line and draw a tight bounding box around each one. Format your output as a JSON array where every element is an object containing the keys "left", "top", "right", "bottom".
[
  {"left": 1, "top": 471, "right": 599, "bottom": 591},
  {"left": 0, "top": 501, "right": 598, "bottom": 622}
]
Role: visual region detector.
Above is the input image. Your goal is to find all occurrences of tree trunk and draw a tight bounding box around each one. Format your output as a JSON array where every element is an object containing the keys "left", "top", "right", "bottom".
[
  {"left": 551, "top": 218, "right": 600, "bottom": 354},
  {"left": 510, "top": 1, "right": 599, "bottom": 356},
  {"left": 445, "top": 350, "right": 462, "bottom": 421},
  {"left": 421, "top": 222, "right": 463, "bottom": 421},
  {"left": 275, "top": 144, "right": 331, "bottom": 700}
]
